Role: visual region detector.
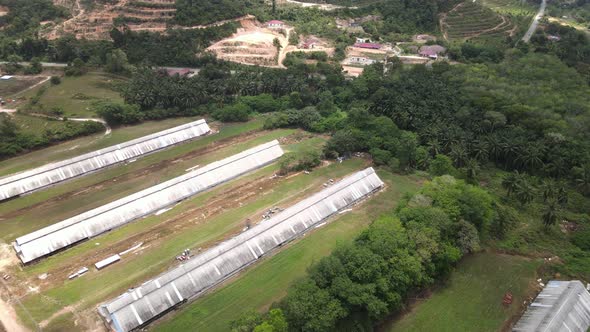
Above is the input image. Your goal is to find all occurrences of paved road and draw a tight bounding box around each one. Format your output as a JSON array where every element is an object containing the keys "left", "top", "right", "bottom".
[
  {"left": 522, "top": 0, "right": 547, "bottom": 43},
  {"left": 0, "top": 62, "right": 67, "bottom": 67},
  {"left": 0, "top": 62, "right": 201, "bottom": 74}
]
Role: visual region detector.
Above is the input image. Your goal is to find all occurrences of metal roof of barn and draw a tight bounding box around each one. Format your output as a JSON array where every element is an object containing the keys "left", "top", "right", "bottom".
[
  {"left": 98, "top": 167, "right": 384, "bottom": 332},
  {"left": 0, "top": 119, "right": 211, "bottom": 201},
  {"left": 513, "top": 280, "right": 590, "bottom": 332},
  {"left": 353, "top": 42, "right": 382, "bottom": 49},
  {"left": 13, "top": 140, "right": 284, "bottom": 263}
]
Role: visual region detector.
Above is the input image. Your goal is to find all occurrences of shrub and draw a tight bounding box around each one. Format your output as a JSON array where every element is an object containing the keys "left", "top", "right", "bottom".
[
  {"left": 212, "top": 103, "right": 251, "bottom": 122},
  {"left": 50, "top": 76, "right": 61, "bottom": 85},
  {"left": 96, "top": 101, "right": 143, "bottom": 125},
  {"left": 278, "top": 150, "right": 321, "bottom": 175}
]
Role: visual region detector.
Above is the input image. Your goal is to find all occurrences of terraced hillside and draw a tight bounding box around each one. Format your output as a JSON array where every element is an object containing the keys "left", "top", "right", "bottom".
[
  {"left": 441, "top": 1, "right": 516, "bottom": 41},
  {"left": 46, "top": 0, "right": 177, "bottom": 40}
]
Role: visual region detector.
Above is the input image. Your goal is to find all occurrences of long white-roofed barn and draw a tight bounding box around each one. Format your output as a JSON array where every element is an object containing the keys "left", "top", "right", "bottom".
[
  {"left": 13, "top": 140, "right": 284, "bottom": 263},
  {"left": 0, "top": 119, "right": 211, "bottom": 201},
  {"left": 98, "top": 167, "right": 384, "bottom": 332},
  {"left": 513, "top": 280, "right": 590, "bottom": 332}
]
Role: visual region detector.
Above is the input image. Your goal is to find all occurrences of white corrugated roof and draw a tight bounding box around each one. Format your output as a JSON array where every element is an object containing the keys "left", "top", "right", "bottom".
[
  {"left": 98, "top": 167, "right": 384, "bottom": 332},
  {"left": 95, "top": 254, "right": 121, "bottom": 270},
  {"left": 513, "top": 280, "right": 590, "bottom": 332},
  {"left": 0, "top": 119, "right": 211, "bottom": 201},
  {"left": 13, "top": 140, "right": 284, "bottom": 263}
]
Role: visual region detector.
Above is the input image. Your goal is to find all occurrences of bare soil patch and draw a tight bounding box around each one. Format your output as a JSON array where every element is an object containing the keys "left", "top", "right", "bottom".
[{"left": 207, "top": 20, "right": 289, "bottom": 67}]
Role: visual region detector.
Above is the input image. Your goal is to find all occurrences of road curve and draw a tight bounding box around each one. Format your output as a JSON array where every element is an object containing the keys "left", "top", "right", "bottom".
[{"left": 522, "top": 0, "right": 547, "bottom": 43}]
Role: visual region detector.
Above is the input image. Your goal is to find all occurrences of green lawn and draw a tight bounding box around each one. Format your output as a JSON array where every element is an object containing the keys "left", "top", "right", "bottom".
[
  {"left": 10, "top": 113, "right": 77, "bottom": 136},
  {"left": 154, "top": 171, "right": 421, "bottom": 332},
  {"left": 385, "top": 252, "right": 541, "bottom": 332},
  {"left": 21, "top": 72, "right": 125, "bottom": 118}
]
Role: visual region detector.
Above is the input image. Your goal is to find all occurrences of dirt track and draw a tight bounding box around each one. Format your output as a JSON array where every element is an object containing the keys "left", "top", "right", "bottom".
[{"left": 0, "top": 277, "right": 29, "bottom": 332}]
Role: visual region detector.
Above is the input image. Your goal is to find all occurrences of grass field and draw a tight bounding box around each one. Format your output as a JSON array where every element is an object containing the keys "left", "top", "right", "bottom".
[
  {"left": 9, "top": 113, "right": 79, "bottom": 137},
  {"left": 153, "top": 171, "right": 421, "bottom": 332},
  {"left": 0, "top": 76, "right": 45, "bottom": 97},
  {"left": 0, "top": 116, "right": 212, "bottom": 177},
  {"left": 384, "top": 252, "right": 541, "bottom": 332},
  {"left": 21, "top": 72, "right": 125, "bottom": 118}
]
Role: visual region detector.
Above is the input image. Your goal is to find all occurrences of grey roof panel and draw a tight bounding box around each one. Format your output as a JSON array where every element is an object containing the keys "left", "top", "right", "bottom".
[
  {"left": 13, "top": 140, "right": 283, "bottom": 263},
  {"left": 0, "top": 119, "right": 211, "bottom": 201},
  {"left": 98, "top": 167, "right": 384, "bottom": 332},
  {"left": 513, "top": 280, "right": 590, "bottom": 332}
]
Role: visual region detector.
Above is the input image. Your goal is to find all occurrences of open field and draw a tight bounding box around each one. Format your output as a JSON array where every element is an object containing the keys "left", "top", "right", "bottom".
[
  {"left": 383, "top": 252, "right": 542, "bottom": 332},
  {"left": 441, "top": 1, "right": 517, "bottom": 41},
  {"left": 154, "top": 170, "right": 421, "bottom": 332},
  {"left": 8, "top": 113, "right": 86, "bottom": 137},
  {"left": 0, "top": 77, "right": 47, "bottom": 98},
  {"left": 20, "top": 72, "right": 125, "bottom": 118}
]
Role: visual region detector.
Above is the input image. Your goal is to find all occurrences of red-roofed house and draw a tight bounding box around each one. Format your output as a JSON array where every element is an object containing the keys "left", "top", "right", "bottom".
[
  {"left": 267, "top": 20, "right": 285, "bottom": 29},
  {"left": 302, "top": 37, "right": 319, "bottom": 49},
  {"left": 354, "top": 42, "right": 382, "bottom": 50}
]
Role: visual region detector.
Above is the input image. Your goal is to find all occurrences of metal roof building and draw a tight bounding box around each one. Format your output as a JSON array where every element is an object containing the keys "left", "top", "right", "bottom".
[
  {"left": 13, "top": 140, "right": 284, "bottom": 263},
  {"left": 0, "top": 119, "right": 211, "bottom": 201},
  {"left": 513, "top": 280, "right": 590, "bottom": 332},
  {"left": 98, "top": 167, "right": 384, "bottom": 332}
]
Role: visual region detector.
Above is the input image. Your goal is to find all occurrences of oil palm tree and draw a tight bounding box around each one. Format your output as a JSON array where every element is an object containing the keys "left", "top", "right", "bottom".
[{"left": 542, "top": 201, "right": 559, "bottom": 229}]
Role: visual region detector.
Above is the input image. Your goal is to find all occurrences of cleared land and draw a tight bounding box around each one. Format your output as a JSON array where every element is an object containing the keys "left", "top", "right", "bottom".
[
  {"left": 441, "top": 1, "right": 517, "bottom": 41},
  {"left": 45, "top": 0, "right": 176, "bottom": 40},
  {"left": 207, "top": 19, "right": 289, "bottom": 67},
  {"left": 153, "top": 171, "right": 421, "bottom": 331},
  {"left": 0, "top": 77, "right": 47, "bottom": 98},
  {"left": 384, "top": 252, "right": 541, "bottom": 332},
  {"left": 20, "top": 72, "right": 125, "bottom": 118}
]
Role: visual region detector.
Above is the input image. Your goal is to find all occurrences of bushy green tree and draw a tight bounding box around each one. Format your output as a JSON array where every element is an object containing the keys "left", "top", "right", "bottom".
[
  {"left": 429, "top": 154, "right": 455, "bottom": 176},
  {"left": 213, "top": 103, "right": 251, "bottom": 122},
  {"left": 96, "top": 101, "right": 143, "bottom": 125}
]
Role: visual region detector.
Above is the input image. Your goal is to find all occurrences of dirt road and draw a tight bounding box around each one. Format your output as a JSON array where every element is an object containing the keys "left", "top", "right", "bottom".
[
  {"left": 522, "top": 0, "right": 546, "bottom": 42},
  {"left": 0, "top": 278, "right": 30, "bottom": 332},
  {"left": 285, "top": 0, "right": 357, "bottom": 10}
]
